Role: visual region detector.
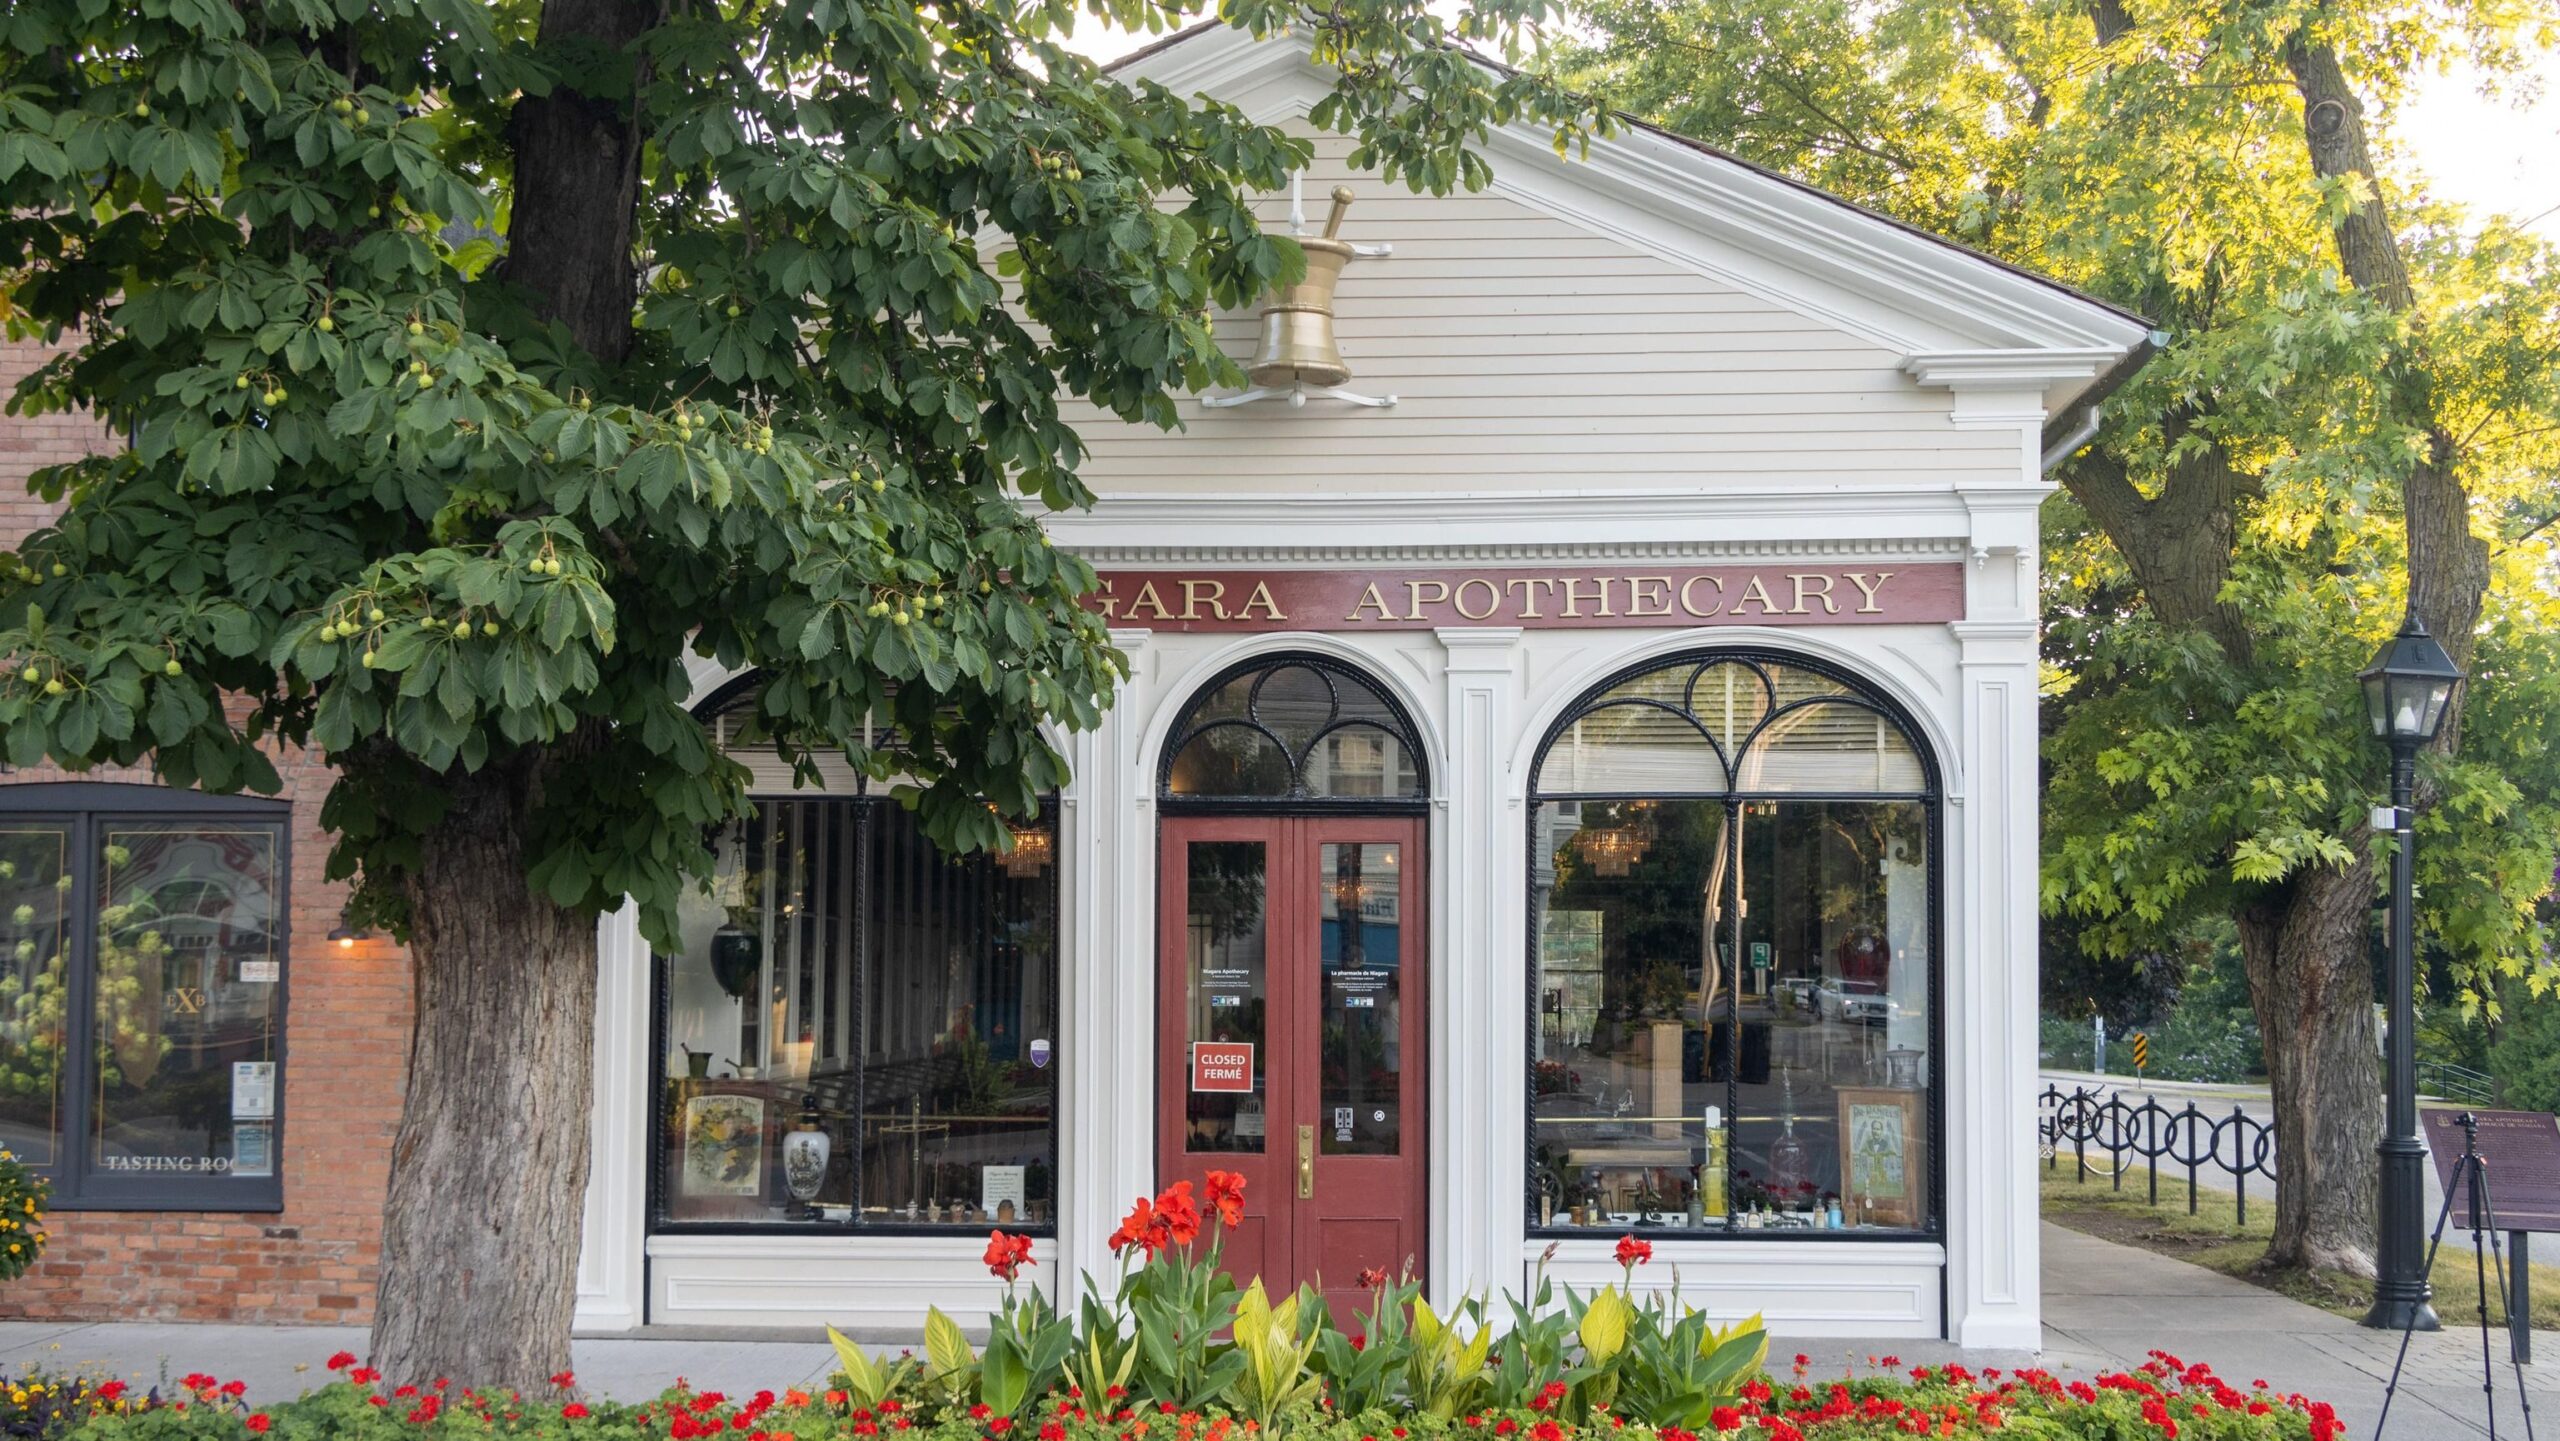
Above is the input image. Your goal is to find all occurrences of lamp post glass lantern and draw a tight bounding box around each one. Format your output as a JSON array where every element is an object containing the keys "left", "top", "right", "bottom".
[{"left": 2358, "top": 610, "right": 2462, "bottom": 1333}]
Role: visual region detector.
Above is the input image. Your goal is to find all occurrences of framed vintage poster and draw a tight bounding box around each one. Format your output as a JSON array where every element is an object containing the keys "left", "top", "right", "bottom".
[
  {"left": 679, "top": 1087, "right": 769, "bottom": 1200},
  {"left": 1834, "top": 1085, "right": 1926, "bottom": 1228}
]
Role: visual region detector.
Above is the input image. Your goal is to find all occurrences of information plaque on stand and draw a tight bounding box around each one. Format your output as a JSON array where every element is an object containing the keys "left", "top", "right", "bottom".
[{"left": 2420, "top": 1106, "right": 2560, "bottom": 1365}]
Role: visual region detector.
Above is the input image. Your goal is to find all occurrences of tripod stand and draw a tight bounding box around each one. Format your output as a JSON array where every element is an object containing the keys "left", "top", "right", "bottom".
[{"left": 2374, "top": 1114, "right": 2538, "bottom": 1441}]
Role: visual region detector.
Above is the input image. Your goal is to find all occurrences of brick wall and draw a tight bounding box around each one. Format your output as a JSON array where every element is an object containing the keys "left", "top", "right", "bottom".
[{"left": 1, "top": 337, "right": 411, "bottom": 1323}]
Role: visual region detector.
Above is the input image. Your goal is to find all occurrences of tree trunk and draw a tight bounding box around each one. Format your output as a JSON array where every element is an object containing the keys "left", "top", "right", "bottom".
[
  {"left": 500, "top": 0, "right": 658, "bottom": 366},
  {"left": 2239, "top": 861, "right": 2382, "bottom": 1274},
  {"left": 368, "top": 759, "right": 598, "bottom": 1389},
  {"left": 364, "top": 0, "right": 652, "bottom": 1383}
]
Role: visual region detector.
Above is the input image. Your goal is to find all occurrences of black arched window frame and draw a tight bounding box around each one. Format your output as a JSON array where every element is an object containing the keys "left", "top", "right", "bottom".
[
  {"left": 1157, "top": 652, "right": 1430, "bottom": 813},
  {"left": 1523, "top": 648, "right": 1944, "bottom": 1243}
]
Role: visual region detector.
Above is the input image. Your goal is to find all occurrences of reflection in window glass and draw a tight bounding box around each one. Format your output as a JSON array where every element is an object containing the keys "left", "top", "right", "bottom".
[
  {"left": 0, "top": 828, "right": 68, "bottom": 1166},
  {"left": 1318, "top": 843, "right": 1400, "bottom": 1156},
  {"left": 1183, "top": 842, "right": 1268, "bottom": 1153},
  {"left": 1729, "top": 801, "right": 1931, "bottom": 1230},
  {"left": 92, "top": 828, "right": 283, "bottom": 1181},
  {"left": 1528, "top": 654, "right": 1934, "bottom": 1237},
  {"left": 1530, "top": 800, "right": 1726, "bottom": 1228},
  {"left": 658, "top": 798, "right": 1057, "bottom": 1229}
]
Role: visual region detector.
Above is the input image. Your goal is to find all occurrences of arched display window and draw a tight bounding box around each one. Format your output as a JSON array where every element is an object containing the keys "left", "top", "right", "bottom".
[{"left": 1526, "top": 652, "right": 1939, "bottom": 1238}]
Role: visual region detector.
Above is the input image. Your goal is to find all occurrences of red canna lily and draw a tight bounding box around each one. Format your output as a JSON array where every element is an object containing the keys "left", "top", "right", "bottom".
[
  {"left": 1109, "top": 1195, "right": 1159, "bottom": 1256},
  {"left": 1613, "top": 1234, "right": 1652, "bottom": 1268},
  {"left": 1204, "top": 1170, "right": 1246, "bottom": 1227},
  {"left": 985, "top": 1229, "right": 1036, "bottom": 1282},
  {"left": 1155, "top": 1181, "right": 1201, "bottom": 1248}
]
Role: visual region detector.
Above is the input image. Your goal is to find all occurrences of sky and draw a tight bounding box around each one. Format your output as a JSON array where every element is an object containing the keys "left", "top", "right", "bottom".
[{"left": 1058, "top": 19, "right": 2560, "bottom": 242}]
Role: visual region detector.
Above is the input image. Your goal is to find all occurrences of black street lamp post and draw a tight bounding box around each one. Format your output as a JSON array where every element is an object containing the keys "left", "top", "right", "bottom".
[{"left": 2356, "top": 609, "right": 2463, "bottom": 1333}]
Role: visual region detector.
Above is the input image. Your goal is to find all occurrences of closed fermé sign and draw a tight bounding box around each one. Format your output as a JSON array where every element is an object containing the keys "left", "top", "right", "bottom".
[{"left": 1191, "top": 1042, "right": 1255, "bottom": 1093}]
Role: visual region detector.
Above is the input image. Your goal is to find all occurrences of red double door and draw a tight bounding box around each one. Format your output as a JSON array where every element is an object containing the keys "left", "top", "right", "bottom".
[{"left": 1156, "top": 815, "right": 1426, "bottom": 1323}]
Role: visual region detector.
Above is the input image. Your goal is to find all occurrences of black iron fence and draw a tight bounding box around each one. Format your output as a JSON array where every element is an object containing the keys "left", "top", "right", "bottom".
[{"left": 2038, "top": 1084, "right": 2277, "bottom": 1223}]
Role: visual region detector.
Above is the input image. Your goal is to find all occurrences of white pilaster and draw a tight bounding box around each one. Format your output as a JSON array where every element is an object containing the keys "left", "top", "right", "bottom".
[
  {"left": 574, "top": 904, "right": 649, "bottom": 1331},
  {"left": 1433, "top": 627, "right": 1526, "bottom": 1303},
  {"left": 1928, "top": 365, "right": 2054, "bottom": 1351},
  {"left": 1059, "top": 628, "right": 1159, "bottom": 1297},
  {"left": 1944, "top": 618, "right": 2040, "bottom": 1348}
]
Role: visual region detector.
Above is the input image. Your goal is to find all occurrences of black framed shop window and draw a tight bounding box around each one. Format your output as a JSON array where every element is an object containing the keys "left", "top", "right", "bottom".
[
  {"left": 651, "top": 684, "right": 1060, "bottom": 1234},
  {"left": 1525, "top": 652, "right": 1941, "bottom": 1240},
  {"left": 0, "top": 782, "right": 289, "bottom": 1211}
]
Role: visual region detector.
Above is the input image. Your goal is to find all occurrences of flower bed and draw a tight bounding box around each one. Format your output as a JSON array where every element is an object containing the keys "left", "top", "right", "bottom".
[
  {"left": 35, "top": 1354, "right": 2342, "bottom": 1441},
  {"left": 26, "top": 1172, "right": 2343, "bottom": 1441}
]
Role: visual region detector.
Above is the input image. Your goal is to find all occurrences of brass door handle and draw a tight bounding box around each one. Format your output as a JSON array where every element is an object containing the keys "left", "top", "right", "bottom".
[{"left": 1297, "top": 1124, "right": 1315, "bottom": 1199}]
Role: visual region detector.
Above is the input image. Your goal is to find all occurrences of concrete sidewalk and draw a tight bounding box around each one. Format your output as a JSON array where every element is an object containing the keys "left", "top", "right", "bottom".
[
  {"left": 2036, "top": 1222, "right": 2556, "bottom": 1440},
  {"left": 0, "top": 1225, "right": 2548, "bottom": 1438}
]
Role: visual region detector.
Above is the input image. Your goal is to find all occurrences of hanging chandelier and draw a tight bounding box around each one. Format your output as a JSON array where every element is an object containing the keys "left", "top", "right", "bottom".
[
  {"left": 1574, "top": 824, "right": 1651, "bottom": 877},
  {"left": 1001, "top": 823, "right": 1053, "bottom": 878}
]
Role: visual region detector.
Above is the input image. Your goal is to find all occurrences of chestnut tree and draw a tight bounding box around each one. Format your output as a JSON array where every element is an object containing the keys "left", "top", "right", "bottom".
[{"left": 0, "top": 0, "right": 1598, "bottom": 1385}]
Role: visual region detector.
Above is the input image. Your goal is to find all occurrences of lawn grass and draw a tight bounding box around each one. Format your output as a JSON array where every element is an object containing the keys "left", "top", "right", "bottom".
[{"left": 2039, "top": 1158, "right": 2560, "bottom": 1330}]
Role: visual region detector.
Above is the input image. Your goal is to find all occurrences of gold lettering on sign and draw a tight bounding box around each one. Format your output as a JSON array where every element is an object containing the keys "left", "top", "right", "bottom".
[
  {"left": 1844, "top": 571, "right": 1894, "bottom": 614},
  {"left": 1559, "top": 577, "right": 1615, "bottom": 619},
  {"left": 1453, "top": 577, "right": 1501, "bottom": 620},
  {"left": 1124, "top": 581, "right": 1175, "bottom": 623},
  {"left": 1347, "top": 583, "right": 1398, "bottom": 622},
  {"left": 1235, "top": 582, "right": 1286, "bottom": 622},
  {"left": 1625, "top": 576, "right": 1674, "bottom": 618},
  {"left": 1507, "top": 577, "right": 1558, "bottom": 619},
  {"left": 1182, "top": 579, "right": 1229, "bottom": 621},
  {"left": 1732, "top": 575, "right": 1783, "bottom": 615},
  {"left": 1789, "top": 573, "right": 1838, "bottom": 615},
  {"left": 1404, "top": 579, "right": 1451, "bottom": 621},
  {"left": 1679, "top": 575, "right": 1726, "bottom": 617}
]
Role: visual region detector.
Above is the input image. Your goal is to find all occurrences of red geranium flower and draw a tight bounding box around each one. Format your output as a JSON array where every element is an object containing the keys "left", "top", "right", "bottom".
[
  {"left": 564, "top": 1405, "right": 591, "bottom": 1421},
  {"left": 245, "top": 1418, "right": 271, "bottom": 1434},
  {"left": 1613, "top": 1235, "right": 1652, "bottom": 1268},
  {"left": 985, "top": 1230, "right": 1036, "bottom": 1283},
  {"left": 1204, "top": 1171, "right": 1247, "bottom": 1228},
  {"left": 326, "top": 1353, "right": 358, "bottom": 1373},
  {"left": 552, "top": 1372, "right": 576, "bottom": 1389}
]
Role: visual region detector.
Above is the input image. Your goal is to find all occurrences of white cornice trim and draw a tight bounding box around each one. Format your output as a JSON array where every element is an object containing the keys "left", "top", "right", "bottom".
[
  {"left": 1041, "top": 485, "right": 2002, "bottom": 555},
  {"left": 1901, "top": 348, "right": 2119, "bottom": 390},
  {"left": 1113, "top": 26, "right": 2149, "bottom": 410}
]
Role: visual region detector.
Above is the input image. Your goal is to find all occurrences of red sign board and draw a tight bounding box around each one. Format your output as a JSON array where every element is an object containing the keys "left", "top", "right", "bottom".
[
  {"left": 1088, "top": 563, "right": 1963, "bottom": 632},
  {"left": 1190, "top": 1042, "right": 1255, "bottom": 1093}
]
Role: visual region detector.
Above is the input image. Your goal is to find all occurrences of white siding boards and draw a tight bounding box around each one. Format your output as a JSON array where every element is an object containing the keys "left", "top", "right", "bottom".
[{"left": 1065, "top": 134, "right": 2010, "bottom": 496}]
